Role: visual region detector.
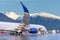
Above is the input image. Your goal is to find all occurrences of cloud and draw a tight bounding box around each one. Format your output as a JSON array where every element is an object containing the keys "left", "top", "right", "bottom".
[{"left": 5, "top": 12, "right": 20, "bottom": 20}]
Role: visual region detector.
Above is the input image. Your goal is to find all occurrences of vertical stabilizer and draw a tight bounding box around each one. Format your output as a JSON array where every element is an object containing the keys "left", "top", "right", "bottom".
[{"left": 20, "top": 1, "right": 30, "bottom": 27}]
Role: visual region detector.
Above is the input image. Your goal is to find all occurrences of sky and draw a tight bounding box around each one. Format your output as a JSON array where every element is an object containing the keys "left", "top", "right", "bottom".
[{"left": 0, "top": 0, "right": 60, "bottom": 16}]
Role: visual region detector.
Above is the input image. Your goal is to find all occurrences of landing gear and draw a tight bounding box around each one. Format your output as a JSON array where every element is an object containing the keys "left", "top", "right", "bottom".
[
  {"left": 10, "top": 31, "right": 23, "bottom": 35},
  {"left": 10, "top": 31, "right": 16, "bottom": 35},
  {"left": 10, "top": 31, "right": 18, "bottom": 35},
  {"left": 15, "top": 31, "right": 22, "bottom": 35}
]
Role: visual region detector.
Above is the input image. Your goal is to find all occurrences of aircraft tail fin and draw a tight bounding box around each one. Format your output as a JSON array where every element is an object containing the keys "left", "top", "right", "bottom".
[
  {"left": 20, "top": 1, "right": 29, "bottom": 13},
  {"left": 20, "top": 1, "right": 30, "bottom": 27}
]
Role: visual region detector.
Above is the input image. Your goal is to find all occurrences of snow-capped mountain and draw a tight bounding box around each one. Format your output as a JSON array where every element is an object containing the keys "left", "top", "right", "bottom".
[
  {"left": 4, "top": 12, "right": 60, "bottom": 20},
  {"left": 30, "top": 12, "right": 60, "bottom": 30},
  {"left": 5, "top": 12, "right": 20, "bottom": 20},
  {"left": 0, "top": 12, "right": 21, "bottom": 23},
  {"left": 30, "top": 12, "right": 60, "bottom": 20}
]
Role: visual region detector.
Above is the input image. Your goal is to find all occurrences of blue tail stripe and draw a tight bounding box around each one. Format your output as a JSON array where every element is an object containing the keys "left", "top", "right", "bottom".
[{"left": 20, "top": 1, "right": 29, "bottom": 13}]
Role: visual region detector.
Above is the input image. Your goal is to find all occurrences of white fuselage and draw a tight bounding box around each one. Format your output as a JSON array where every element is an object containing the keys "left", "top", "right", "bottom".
[{"left": 0, "top": 21, "right": 47, "bottom": 32}]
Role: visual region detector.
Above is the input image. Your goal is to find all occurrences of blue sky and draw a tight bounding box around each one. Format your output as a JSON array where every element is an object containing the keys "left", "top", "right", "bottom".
[{"left": 0, "top": 0, "right": 60, "bottom": 16}]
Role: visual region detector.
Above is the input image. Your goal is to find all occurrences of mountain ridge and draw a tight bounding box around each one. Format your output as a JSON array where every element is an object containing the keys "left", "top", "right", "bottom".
[
  {"left": 0, "top": 13, "right": 21, "bottom": 23},
  {"left": 30, "top": 12, "right": 60, "bottom": 20}
]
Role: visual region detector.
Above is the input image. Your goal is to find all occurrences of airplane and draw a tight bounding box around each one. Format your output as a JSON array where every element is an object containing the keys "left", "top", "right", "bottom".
[{"left": 0, "top": 1, "right": 47, "bottom": 35}]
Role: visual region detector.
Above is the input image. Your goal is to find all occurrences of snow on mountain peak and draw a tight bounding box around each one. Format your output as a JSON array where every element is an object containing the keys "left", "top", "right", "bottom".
[
  {"left": 30, "top": 12, "right": 60, "bottom": 19},
  {"left": 3, "top": 12, "right": 60, "bottom": 20},
  {"left": 30, "top": 13, "right": 39, "bottom": 17},
  {"left": 5, "top": 12, "right": 20, "bottom": 20}
]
